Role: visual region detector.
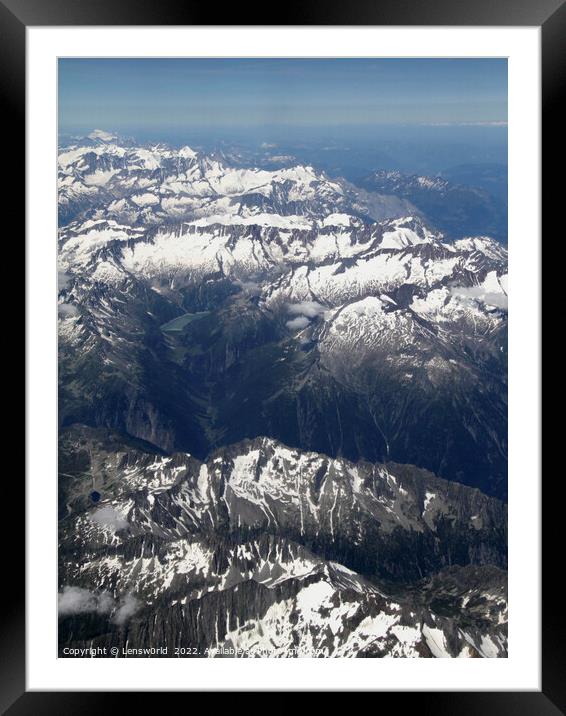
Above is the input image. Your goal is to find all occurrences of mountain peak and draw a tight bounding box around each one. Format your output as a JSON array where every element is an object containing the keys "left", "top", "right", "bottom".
[{"left": 87, "top": 129, "right": 117, "bottom": 142}]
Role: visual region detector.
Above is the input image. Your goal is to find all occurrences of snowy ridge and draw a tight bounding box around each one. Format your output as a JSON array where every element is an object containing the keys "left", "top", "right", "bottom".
[
  {"left": 63, "top": 434, "right": 504, "bottom": 546},
  {"left": 59, "top": 430, "right": 507, "bottom": 658},
  {"left": 58, "top": 136, "right": 391, "bottom": 228}
]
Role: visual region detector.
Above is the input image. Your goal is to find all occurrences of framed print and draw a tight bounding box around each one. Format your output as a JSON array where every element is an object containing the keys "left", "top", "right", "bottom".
[{"left": 10, "top": 0, "right": 556, "bottom": 708}]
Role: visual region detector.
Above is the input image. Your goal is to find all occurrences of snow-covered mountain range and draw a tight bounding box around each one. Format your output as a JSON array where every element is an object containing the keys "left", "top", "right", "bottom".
[
  {"left": 58, "top": 133, "right": 508, "bottom": 658},
  {"left": 58, "top": 134, "right": 415, "bottom": 228}
]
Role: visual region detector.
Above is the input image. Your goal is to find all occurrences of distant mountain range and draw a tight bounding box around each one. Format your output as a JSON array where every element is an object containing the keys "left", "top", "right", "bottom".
[{"left": 357, "top": 169, "right": 507, "bottom": 243}]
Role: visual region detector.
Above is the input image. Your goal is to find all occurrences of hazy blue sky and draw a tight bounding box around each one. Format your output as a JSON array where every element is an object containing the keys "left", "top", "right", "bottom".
[{"left": 58, "top": 58, "right": 507, "bottom": 134}]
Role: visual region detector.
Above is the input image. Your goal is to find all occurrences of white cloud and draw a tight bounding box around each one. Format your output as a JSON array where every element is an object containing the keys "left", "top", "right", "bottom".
[
  {"left": 286, "top": 316, "right": 311, "bottom": 331},
  {"left": 237, "top": 280, "right": 261, "bottom": 295},
  {"left": 285, "top": 300, "right": 329, "bottom": 331},
  {"left": 423, "top": 121, "right": 507, "bottom": 127},
  {"left": 59, "top": 587, "right": 141, "bottom": 625},
  {"left": 58, "top": 302, "right": 79, "bottom": 318},
  {"left": 112, "top": 594, "right": 140, "bottom": 626},
  {"left": 450, "top": 286, "right": 508, "bottom": 310},
  {"left": 286, "top": 301, "right": 326, "bottom": 318},
  {"left": 58, "top": 586, "right": 114, "bottom": 616},
  {"left": 89, "top": 505, "right": 129, "bottom": 532}
]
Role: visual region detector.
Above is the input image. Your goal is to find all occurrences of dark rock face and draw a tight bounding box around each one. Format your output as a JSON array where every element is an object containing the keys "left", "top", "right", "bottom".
[
  {"left": 58, "top": 137, "right": 507, "bottom": 657},
  {"left": 59, "top": 428, "right": 507, "bottom": 581}
]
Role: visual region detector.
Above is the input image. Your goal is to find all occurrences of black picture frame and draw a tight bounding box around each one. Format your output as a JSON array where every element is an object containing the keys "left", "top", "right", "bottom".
[{"left": 9, "top": 0, "right": 555, "bottom": 709}]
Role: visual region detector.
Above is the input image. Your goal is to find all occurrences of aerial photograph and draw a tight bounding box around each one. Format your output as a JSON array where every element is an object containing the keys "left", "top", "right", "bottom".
[{"left": 57, "top": 58, "right": 508, "bottom": 658}]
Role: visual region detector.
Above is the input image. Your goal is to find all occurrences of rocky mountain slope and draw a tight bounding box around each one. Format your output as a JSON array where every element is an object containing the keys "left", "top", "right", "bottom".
[
  {"left": 59, "top": 426, "right": 507, "bottom": 658},
  {"left": 59, "top": 212, "right": 507, "bottom": 497}
]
